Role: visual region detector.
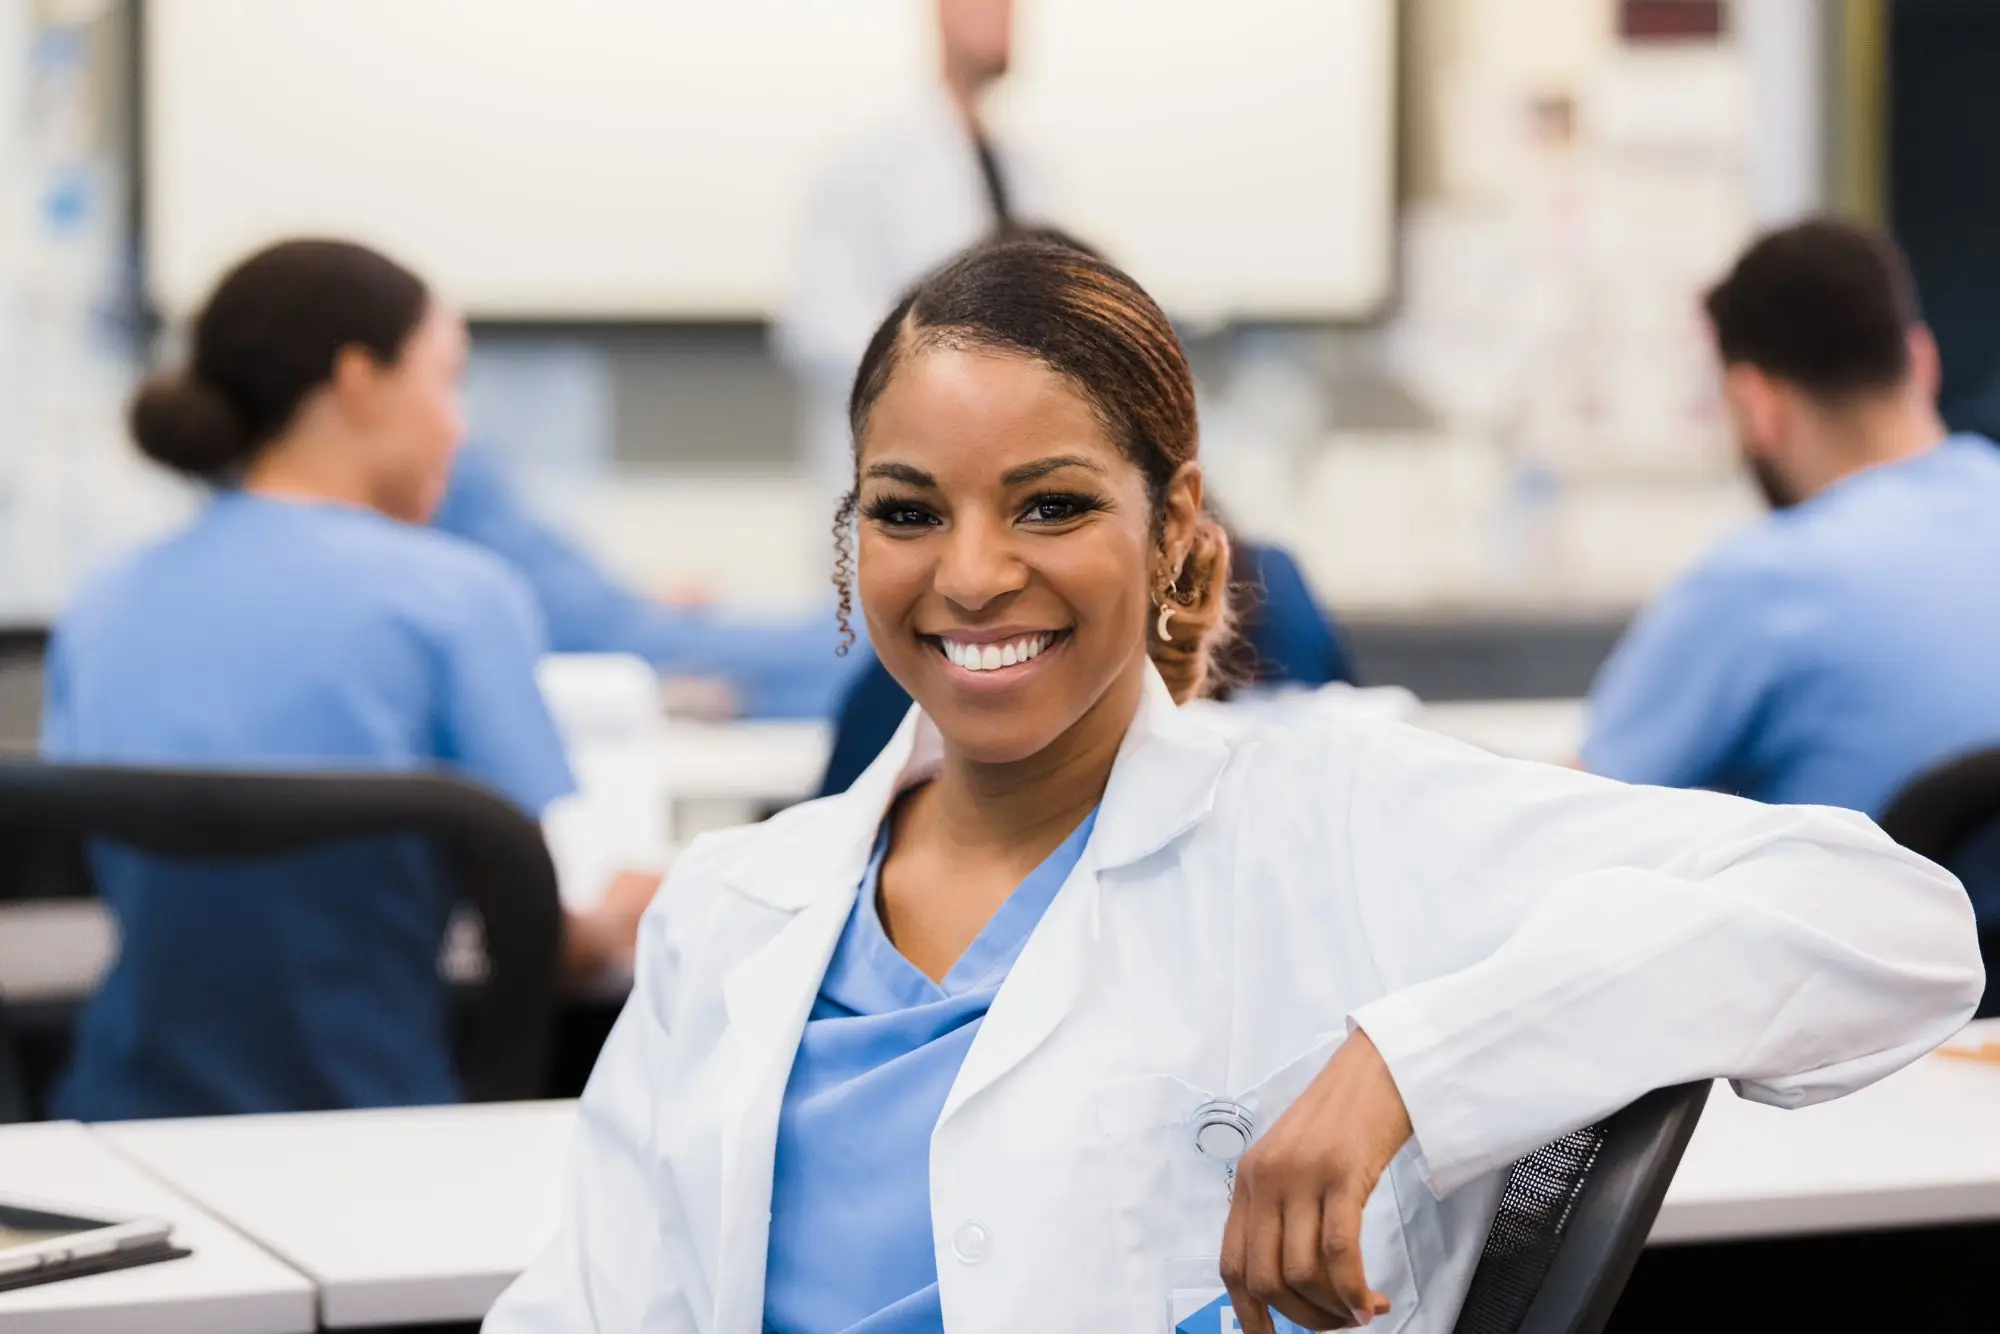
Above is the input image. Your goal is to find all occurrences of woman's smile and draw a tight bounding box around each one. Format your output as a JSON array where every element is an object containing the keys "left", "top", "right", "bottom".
[{"left": 924, "top": 627, "right": 1073, "bottom": 691}]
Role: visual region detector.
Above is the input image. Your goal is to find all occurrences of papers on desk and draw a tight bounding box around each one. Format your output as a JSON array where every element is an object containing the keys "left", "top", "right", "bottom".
[
  {"left": 0, "top": 1123, "right": 314, "bottom": 1334},
  {"left": 536, "top": 654, "right": 672, "bottom": 910},
  {"left": 0, "top": 1193, "right": 188, "bottom": 1294}
]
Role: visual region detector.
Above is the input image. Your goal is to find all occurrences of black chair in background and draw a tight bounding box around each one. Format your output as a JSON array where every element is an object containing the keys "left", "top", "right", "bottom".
[
  {"left": 0, "top": 761, "right": 563, "bottom": 1106},
  {"left": 0, "top": 999, "right": 26, "bottom": 1123},
  {"left": 1452, "top": 1082, "right": 1710, "bottom": 1334},
  {"left": 1881, "top": 746, "right": 2000, "bottom": 1020}
]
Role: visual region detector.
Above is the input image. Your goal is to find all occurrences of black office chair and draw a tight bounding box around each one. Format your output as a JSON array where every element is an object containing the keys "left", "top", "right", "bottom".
[
  {"left": 0, "top": 760, "right": 563, "bottom": 1105},
  {"left": 0, "top": 998, "right": 26, "bottom": 1124},
  {"left": 1451, "top": 1081, "right": 1710, "bottom": 1334},
  {"left": 1881, "top": 746, "right": 2000, "bottom": 1019}
]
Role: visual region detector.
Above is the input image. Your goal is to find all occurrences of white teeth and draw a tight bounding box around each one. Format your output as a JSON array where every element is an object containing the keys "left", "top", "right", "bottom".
[{"left": 940, "top": 633, "right": 1056, "bottom": 673}]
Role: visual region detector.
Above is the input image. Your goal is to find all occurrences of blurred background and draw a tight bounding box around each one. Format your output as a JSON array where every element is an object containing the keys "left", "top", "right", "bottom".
[{"left": 0, "top": 0, "right": 1975, "bottom": 702}]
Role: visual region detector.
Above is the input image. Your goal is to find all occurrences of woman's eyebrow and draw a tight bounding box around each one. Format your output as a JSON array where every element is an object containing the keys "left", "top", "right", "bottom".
[
  {"left": 862, "top": 461, "right": 937, "bottom": 488},
  {"left": 1001, "top": 454, "right": 1107, "bottom": 486}
]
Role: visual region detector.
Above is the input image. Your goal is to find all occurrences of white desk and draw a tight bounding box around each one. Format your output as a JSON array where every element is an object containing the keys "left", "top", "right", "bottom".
[
  {"left": 0, "top": 1121, "right": 314, "bottom": 1334},
  {"left": 99, "top": 1100, "right": 576, "bottom": 1329},
  {"left": 1416, "top": 698, "right": 1586, "bottom": 766},
  {"left": 1653, "top": 1026, "right": 2000, "bottom": 1244},
  {"left": 657, "top": 717, "right": 831, "bottom": 839},
  {"left": 69, "top": 1030, "right": 2000, "bottom": 1330}
]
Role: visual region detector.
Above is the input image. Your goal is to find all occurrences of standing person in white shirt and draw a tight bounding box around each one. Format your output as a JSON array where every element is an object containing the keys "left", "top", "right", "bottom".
[
  {"left": 774, "top": 0, "right": 1053, "bottom": 519},
  {"left": 489, "top": 237, "right": 1981, "bottom": 1334}
]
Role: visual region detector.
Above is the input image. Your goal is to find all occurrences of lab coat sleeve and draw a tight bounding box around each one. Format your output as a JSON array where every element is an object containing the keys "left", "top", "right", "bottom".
[
  {"left": 1335, "top": 720, "right": 1984, "bottom": 1200},
  {"left": 483, "top": 885, "right": 699, "bottom": 1332}
]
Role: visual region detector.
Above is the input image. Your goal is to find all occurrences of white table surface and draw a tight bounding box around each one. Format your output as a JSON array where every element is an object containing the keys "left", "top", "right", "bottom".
[
  {"left": 99, "top": 1100, "right": 576, "bottom": 1330},
  {"left": 658, "top": 717, "right": 831, "bottom": 805},
  {"left": 1654, "top": 1022, "right": 2000, "bottom": 1244},
  {"left": 78, "top": 1029, "right": 2000, "bottom": 1333},
  {"left": 0, "top": 1121, "right": 314, "bottom": 1334}
]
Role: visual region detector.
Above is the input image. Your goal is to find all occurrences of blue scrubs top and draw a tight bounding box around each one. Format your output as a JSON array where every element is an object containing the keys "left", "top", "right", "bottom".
[
  {"left": 763, "top": 806, "right": 1099, "bottom": 1333},
  {"left": 42, "top": 492, "right": 575, "bottom": 1120},
  {"left": 1585, "top": 436, "right": 2000, "bottom": 913},
  {"left": 433, "top": 448, "right": 860, "bottom": 719}
]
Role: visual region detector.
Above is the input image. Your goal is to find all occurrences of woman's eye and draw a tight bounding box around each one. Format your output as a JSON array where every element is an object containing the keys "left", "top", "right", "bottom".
[
  {"left": 1023, "top": 492, "right": 1101, "bottom": 525},
  {"left": 864, "top": 499, "right": 938, "bottom": 529}
]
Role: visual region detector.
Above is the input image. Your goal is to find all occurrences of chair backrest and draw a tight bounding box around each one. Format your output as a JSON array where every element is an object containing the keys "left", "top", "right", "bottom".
[
  {"left": 1451, "top": 1081, "right": 1710, "bottom": 1334},
  {"left": 1881, "top": 746, "right": 2000, "bottom": 1018},
  {"left": 0, "top": 760, "right": 563, "bottom": 1103},
  {"left": 1881, "top": 746, "right": 2000, "bottom": 872},
  {"left": 0, "top": 996, "right": 26, "bottom": 1124}
]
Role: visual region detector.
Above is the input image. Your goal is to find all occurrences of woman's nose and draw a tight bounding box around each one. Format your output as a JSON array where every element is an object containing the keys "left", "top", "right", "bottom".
[{"left": 932, "top": 516, "right": 1027, "bottom": 611}]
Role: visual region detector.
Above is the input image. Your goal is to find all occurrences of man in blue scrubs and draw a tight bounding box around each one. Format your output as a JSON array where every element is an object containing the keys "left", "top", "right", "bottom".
[
  {"left": 432, "top": 448, "right": 859, "bottom": 719},
  {"left": 1585, "top": 221, "right": 2000, "bottom": 909}
]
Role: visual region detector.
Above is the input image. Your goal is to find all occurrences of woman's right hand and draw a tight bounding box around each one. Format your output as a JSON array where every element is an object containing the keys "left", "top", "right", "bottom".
[
  {"left": 561, "top": 869, "right": 662, "bottom": 977},
  {"left": 1219, "top": 1028, "right": 1411, "bottom": 1331}
]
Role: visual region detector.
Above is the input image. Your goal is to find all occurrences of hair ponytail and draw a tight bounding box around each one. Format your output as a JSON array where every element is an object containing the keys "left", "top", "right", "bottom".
[
  {"left": 131, "top": 238, "right": 429, "bottom": 483},
  {"left": 1149, "top": 515, "right": 1233, "bottom": 702}
]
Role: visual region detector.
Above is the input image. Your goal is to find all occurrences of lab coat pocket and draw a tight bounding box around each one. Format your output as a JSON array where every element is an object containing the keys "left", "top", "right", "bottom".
[
  {"left": 1235, "top": 1033, "right": 1426, "bottom": 1332},
  {"left": 1093, "top": 1038, "right": 1425, "bottom": 1333},
  {"left": 1094, "top": 1074, "right": 1235, "bottom": 1330}
]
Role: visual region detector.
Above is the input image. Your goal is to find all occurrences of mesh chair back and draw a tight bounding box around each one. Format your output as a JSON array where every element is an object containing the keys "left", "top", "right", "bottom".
[
  {"left": 1882, "top": 747, "right": 2000, "bottom": 1019},
  {"left": 1452, "top": 1082, "right": 1709, "bottom": 1334},
  {"left": 0, "top": 760, "right": 562, "bottom": 1103}
]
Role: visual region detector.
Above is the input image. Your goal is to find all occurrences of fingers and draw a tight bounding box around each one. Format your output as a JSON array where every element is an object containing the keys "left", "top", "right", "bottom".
[
  {"left": 1320, "top": 1191, "right": 1391, "bottom": 1326},
  {"left": 1281, "top": 1192, "right": 1349, "bottom": 1325},
  {"left": 1221, "top": 1180, "right": 1276, "bottom": 1334},
  {"left": 1223, "top": 1167, "right": 1350, "bottom": 1331}
]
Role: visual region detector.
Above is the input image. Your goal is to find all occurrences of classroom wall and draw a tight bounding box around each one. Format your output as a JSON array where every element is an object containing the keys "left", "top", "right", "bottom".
[{"left": 0, "top": 0, "right": 1839, "bottom": 622}]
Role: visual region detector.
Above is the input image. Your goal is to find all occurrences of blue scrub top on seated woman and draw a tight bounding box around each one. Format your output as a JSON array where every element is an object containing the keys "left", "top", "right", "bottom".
[
  {"left": 433, "top": 448, "right": 860, "bottom": 720},
  {"left": 41, "top": 491, "right": 576, "bottom": 1120},
  {"left": 763, "top": 805, "right": 1099, "bottom": 1334}
]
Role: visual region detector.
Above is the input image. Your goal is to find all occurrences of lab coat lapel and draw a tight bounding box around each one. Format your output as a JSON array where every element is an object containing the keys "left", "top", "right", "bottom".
[
  {"left": 708, "top": 706, "right": 933, "bottom": 1332},
  {"left": 711, "top": 887, "right": 852, "bottom": 1334},
  {"left": 938, "top": 669, "right": 1232, "bottom": 1126}
]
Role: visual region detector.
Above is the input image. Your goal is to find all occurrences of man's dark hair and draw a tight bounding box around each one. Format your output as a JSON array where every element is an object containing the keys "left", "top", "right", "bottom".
[{"left": 1704, "top": 219, "right": 1921, "bottom": 399}]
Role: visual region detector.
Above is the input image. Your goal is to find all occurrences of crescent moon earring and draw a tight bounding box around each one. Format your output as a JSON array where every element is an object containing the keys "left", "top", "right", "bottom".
[{"left": 1155, "top": 577, "right": 1180, "bottom": 642}]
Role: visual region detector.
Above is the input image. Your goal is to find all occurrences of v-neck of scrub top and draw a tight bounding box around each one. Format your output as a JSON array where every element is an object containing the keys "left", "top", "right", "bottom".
[{"left": 762, "top": 805, "right": 1099, "bottom": 1334}]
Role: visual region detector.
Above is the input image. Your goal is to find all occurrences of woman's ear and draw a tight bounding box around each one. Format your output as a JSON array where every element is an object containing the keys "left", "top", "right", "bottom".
[
  {"left": 1162, "top": 461, "right": 1204, "bottom": 576},
  {"left": 328, "top": 343, "right": 388, "bottom": 427}
]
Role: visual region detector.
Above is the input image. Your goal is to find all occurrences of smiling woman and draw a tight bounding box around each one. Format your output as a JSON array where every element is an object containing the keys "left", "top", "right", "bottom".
[
  {"left": 836, "top": 237, "right": 1233, "bottom": 723},
  {"left": 488, "top": 239, "right": 1982, "bottom": 1334}
]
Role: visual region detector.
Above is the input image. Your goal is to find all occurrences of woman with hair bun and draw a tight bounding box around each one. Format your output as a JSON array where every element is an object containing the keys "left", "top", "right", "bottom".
[
  {"left": 490, "top": 239, "right": 1977, "bottom": 1334},
  {"left": 44, "top": 238, "right": 653, "bottom": 1121}
]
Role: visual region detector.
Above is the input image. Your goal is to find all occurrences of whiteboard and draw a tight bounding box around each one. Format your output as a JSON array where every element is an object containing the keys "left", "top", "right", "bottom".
[{"left": 141, "top": 0, "right": 1395, "bottom": 323}]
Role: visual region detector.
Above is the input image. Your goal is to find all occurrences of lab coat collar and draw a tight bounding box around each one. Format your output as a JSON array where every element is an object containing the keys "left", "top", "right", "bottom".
[
  {"left": 705, "top": 668, "right": 1230, "bottom": 1320},
  {"left": 718, "top": 664, "right": 1231, "bottom": 915}
]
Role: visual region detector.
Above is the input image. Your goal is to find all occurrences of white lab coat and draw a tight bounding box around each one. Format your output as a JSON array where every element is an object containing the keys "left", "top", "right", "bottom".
[
  {"left": 487, "top": 669, "right": 1981, "bottom": 1334},
  {"left": 773, "top": 85, "right": 1054, "bottom": 516}
]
